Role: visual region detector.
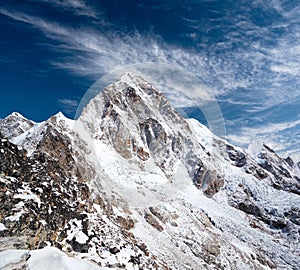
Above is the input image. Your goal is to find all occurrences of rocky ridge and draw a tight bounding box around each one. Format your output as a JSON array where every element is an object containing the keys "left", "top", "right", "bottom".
[{"left": 0, "top": 117, "right": 167, "bottom": 269}]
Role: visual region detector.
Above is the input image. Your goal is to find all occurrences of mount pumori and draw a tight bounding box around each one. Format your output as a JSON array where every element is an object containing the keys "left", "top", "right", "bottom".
[{"left": 0, "top": 73, "right": 299, "bottom": 269}]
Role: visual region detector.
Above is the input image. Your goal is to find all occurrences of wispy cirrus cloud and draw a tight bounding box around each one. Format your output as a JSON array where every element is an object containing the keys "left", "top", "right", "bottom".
[
  {"left": 58, "top": 98, "right": 79, "bottom": 114},
  {"left": 1, "top": 2, "right": 299, "bottom": 108},
  {"left": 0, "top": 8, "right": 70, "bottom": 36},
  {"left": 227, "top": 119, "right": 300, "bottom": 161},
  {"left": 0, "top": 7, "right": 219, "bottom": 91},
  {"left": 0, "top": 1, "right": 299, "bottom": 159},
  {"left": 29, "top": 0, "right": 98, "bottom": 18}
]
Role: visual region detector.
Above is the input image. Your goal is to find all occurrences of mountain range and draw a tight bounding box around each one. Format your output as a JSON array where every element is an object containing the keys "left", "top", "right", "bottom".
[{"left": 0, "top": 73, "right": 299, "bottom": 269}]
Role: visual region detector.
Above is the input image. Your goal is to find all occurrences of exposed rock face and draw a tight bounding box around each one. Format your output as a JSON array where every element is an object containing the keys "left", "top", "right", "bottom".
[
  {"left": 0, "top": 136, "right": 90, "bottom": 249},
  {"left": 226, "top": 144, "right": 247, "bottom": 167},
  {"left": 0, "top": 73, "right": 299, "bottom": 270},
  {"left": 80, "top": 73, "right": 223, "bottom": 195},
  {"left": 0, "top": 132, "right": 167, "bottom": 269},
  {"left": 226, "top": 141, "right": 300, "bottom": 193},
  {"left": 256, "top": 144, "right": 300, "bottom": 194}
]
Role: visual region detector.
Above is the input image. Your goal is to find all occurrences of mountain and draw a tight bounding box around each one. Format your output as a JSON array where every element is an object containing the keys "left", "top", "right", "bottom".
[{"left": 0, "top": 73, "right": 299, "bottom": 270}]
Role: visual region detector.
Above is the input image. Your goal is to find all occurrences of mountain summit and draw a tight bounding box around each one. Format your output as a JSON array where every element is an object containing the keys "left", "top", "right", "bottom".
[
  {"left": 0, "top": 73, "right": 299, "bottom": 269},
  {"left": 77, "top": 73, "right": 226, "bottom": 205}
]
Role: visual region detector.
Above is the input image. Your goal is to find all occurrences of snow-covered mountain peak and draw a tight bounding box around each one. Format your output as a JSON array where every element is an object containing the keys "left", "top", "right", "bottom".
[
  {"left": 8, "top": 111, "right": 28, "bottom": 119},
  {"left": 0, "top": 74, "right": 299, "bottom": 269},
  {"left": 90, "top": 72, "right": 183, "bottom": 125},
  {"left": 49, "top": 111, "right": 74, "bottom": 129},
  {"left": 80, "top": 72, "right": 192, "bottom": 142},
  {"left": 75, "top": 73, "right": 227, "bottom": 207},
  {"left": 53, "top": 111, "right": 67, "bottom": 120},
  {"left": 0, "top": 110, "right": 75, "bottom": 158},
  {"left": 0, "top": 111, "right": 35, "bottom": 140},
  {"left": 118, "top": 72, "right": 154, "bottom": 90}
]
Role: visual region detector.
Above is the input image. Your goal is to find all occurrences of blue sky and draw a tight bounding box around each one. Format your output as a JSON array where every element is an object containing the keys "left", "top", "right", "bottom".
[{"left": 0, "top": 0, "right": 299, "bottom": 160}]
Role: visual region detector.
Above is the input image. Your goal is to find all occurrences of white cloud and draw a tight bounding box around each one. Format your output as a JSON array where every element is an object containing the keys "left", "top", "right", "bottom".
[
  {"left": 251, "top": 120, "right": 300, "bottom": 134},
  {"left": 0, "top": 8, "right": 70, "bottom": 36},
  {"left": 58, "top": 98, "right": 79, "bottom": 113},
  {"left": 29, "top": 0, "right": 98, "bottom": 18},
  {"left": 271, "top": 64, "right": 298, "bottom": 76},
  {"left": 1, "top": 2, "right": 299, "bottom": 160},
  {"left": 1, "top": 3, "right": 299, "bottom": 111},
  {"left": 227, "top": 119, "right": 300, "bottom": 161}
]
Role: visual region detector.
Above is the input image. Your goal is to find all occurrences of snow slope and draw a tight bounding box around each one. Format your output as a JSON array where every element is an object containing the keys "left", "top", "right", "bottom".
[{"left": 0, "top": 247, "right": 109, "bottom": 270}]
